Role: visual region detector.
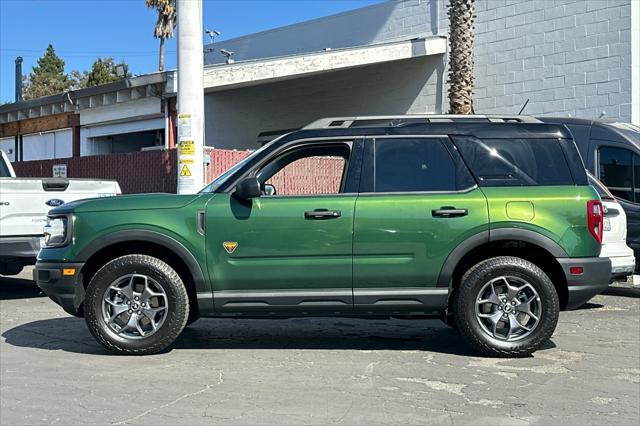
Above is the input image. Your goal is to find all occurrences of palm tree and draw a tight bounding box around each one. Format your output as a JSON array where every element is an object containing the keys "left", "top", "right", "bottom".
[
  {"left": 447, "top": 0, "right": 475, "bottom": 114},
  {"left": 145, "top": 0, "right": 176, "bottom": 72}
]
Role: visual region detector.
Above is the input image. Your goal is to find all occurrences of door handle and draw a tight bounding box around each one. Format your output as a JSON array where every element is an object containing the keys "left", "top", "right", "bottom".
[
  {"left": 432, "top": 207, "right": 468, "bottom": 218},
  {"left": 304, "top": 209, "right": 341, "bottom": 219}
]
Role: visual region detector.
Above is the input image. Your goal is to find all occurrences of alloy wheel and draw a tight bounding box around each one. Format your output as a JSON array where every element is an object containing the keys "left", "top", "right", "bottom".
[
  {"left": 474, "top": 275, "right": 542, "bottom": 342},
  {"left": 101, "top": 274, "right": 168, "bottom": 340}
]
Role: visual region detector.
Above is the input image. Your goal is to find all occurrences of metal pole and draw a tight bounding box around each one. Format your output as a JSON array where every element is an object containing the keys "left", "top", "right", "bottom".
[
  {"left": 176, "top": 0, "right": 205, "bottom": 193},
  {"left": 15, "top": 56, "right": 23, "bottom": 102},
  {"left": 14, "top": 56, "right": 23, "bottom": 162}
]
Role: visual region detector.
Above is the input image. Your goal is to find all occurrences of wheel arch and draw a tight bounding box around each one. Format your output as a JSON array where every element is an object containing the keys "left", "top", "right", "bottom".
[
  {"left": 438, "top": 229, "right": 569, "bottom": 309},
  {"left": 78, "top": 230, "right": 213, "bottom": 317}
]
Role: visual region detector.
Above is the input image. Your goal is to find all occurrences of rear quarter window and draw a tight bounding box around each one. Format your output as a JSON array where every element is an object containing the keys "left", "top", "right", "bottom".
[{"left": 453, "top": 137, "right": 576, "bottom": 186}]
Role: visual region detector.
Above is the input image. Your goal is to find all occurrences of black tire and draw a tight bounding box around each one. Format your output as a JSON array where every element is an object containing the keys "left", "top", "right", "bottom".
[
  {"left": 85, "top": 254, "right": 189, "bottom": 355},
  {"left": 454, "top": 256, "right": 559, "bottom": 357}
]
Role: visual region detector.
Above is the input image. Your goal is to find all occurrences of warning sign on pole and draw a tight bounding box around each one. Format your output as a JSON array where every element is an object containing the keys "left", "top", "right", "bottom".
[
  {"left": 180, "top": 164, "right": 192, "bottom": 177},
  {"left": 177, "top": 114, "right": 192, "bottom": 138},
  {"left": 179, "top": 140, "right": 195, "bottom": 155}
]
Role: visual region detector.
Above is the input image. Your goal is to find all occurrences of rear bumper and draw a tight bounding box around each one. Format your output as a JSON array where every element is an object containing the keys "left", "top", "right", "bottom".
[
  {"left": 558, "top": 257, "right": 611, "bottom": 310},
  {"left": 609, "top": 254, "right": 636, "bottom": 279},
  {"left": 0, "top": 236, "right": 41, "bottom": 262},
  {"left": 34, "top": 261, "right": 85, "bottom": 317}
]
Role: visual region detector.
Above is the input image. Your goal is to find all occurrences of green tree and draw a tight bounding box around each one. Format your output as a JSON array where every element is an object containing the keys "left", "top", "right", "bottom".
[
  {"left": 22, "top": 44, "right": 71, "bottom": 100},
  {"left": 69, "top": 58, "right": 130, "bottom": 90},
  {"left": 145, "top": 0, "right": 176, "bottom": 72},
  {"left": 86, "top": 57, "right": 130, "bottom": 87},
  {"left": 447, "top": 0, "right": 475, "bottom": 114}
]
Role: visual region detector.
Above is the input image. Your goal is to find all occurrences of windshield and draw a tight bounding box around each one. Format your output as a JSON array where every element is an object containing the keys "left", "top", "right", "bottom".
[
  {"left": 199, "top": 137, "right": 280, "bottom": 193},
  {"left": 0, "top": 154, "right": 11, "bottom": 177}
]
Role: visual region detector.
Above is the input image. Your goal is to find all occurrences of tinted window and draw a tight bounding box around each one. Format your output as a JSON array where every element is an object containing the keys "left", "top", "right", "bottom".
[
  {"left": 374, "top": 139, "right": 462, "bottom": 192},
  {"left": 258, "top": 144, "right": 350, "bottom": 196},
  {"left": 265, "top": 155, "right": 346, "bottom": 196},
  {"left": 454, "top": 137, "right": 575, "bottom": 186},
  {"left": 0, "top": 158, "right": 10, "bottom": 177},
  {"left": 599, "top": 146, "right": 640, "bottom": 203}
]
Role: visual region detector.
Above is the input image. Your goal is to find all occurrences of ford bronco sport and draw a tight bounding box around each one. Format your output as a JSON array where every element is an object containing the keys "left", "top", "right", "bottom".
[{"left": 35, "top": 116, "right": 611, "bottom": 357}]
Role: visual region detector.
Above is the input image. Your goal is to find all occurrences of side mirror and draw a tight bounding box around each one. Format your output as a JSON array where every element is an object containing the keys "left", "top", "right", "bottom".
[
  {"left": 263, "top": 184, "right": 276, "bottom": 196},
  {"left": 234, "top": 177, "right": 261, "bottom": 200}
]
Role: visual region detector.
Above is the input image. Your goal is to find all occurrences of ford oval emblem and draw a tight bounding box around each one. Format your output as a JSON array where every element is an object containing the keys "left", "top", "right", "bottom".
[{"left": 46, "top": 199, "right": 65, "bottom": 207}]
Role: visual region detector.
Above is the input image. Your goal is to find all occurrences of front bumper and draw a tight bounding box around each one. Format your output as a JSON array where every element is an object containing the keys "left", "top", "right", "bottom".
[
  {"left": 558, "top": 257, "right": 611, "bottom": 310},
  {"left": 34, "top": 261, "right": 85, "bottom": 317},
  {"left": 0, "top": 236, "right": 41, "bottom": 261}
]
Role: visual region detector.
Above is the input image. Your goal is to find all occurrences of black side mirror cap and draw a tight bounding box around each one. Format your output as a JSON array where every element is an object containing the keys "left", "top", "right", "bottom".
[{"left": 234, "top": 177, "right": 261, "bottom": 200}]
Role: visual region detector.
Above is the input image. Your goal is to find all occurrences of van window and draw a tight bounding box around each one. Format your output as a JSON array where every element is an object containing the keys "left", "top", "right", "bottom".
[
  {"left": 453, "top": 137, "right": 575, "bottom": 186},
  {"left": 374, "top": 139, "right": 461, "bottom": 192},
  {"left": 599, "top": 146, "right": 640, "bottom": 203}
]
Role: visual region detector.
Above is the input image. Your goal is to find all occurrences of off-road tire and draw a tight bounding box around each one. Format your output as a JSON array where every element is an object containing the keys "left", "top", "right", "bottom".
[
  {"left": 85, "top": 254, "right": 189, "bottom": 355},
  {"left": 454, "top": 256, "right": 559, "bottom": 357}
]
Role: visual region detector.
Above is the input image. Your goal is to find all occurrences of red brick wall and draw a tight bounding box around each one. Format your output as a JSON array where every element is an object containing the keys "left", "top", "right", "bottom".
[{"left": 11, "top": 148, "right": 343, "bottom": 195}]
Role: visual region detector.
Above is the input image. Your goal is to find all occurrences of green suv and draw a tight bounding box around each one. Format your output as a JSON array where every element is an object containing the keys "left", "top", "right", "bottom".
[{"left": 35, "top": 116, "right": 611, "bottom": 357}]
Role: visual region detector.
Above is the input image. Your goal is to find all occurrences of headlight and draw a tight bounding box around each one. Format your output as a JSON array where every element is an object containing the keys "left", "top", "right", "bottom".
[{"left": 43, "top": 216, "right": 69, "bottom": 247}]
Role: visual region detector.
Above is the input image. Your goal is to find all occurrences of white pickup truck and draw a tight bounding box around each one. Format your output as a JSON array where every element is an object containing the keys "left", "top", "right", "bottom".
[{"left": 0, "top": 151, "right": 121, "bottom": 275}]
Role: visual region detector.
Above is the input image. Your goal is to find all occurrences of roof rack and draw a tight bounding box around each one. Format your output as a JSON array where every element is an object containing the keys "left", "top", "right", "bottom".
[{"left": 303, "top": 114, "right": 542, "bottom": 129}]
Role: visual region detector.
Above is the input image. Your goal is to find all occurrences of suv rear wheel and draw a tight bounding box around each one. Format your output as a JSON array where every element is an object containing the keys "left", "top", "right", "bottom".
[
  {"left": 454, "top": 256, "right": 559, "bottom": 357},
  {"left": 84, "top": 254, "right": 189, "bottom": 355}
]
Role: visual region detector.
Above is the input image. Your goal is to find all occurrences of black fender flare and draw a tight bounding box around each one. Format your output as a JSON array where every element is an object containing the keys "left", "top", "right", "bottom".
[
  {"left": 436, "top": 228, "right": 568, "bottom": 288},
  {"left": 77, "top": 230, "right": 212, "bottom": 313}
]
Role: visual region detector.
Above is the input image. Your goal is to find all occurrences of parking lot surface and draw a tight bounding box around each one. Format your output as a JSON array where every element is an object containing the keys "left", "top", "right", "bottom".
[{"left": 1, "top": 267, "right": 639, "bottom": 425}]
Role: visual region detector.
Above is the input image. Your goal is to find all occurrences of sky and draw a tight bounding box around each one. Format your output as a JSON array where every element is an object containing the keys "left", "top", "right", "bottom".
[{"left": 0, "top": 0, "right": 382, "bottom": 103}]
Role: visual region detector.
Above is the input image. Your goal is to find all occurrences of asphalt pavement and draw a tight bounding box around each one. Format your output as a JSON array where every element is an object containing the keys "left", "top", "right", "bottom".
[{"left": 1, "top": 267, "right": 638, "bottom": 425}]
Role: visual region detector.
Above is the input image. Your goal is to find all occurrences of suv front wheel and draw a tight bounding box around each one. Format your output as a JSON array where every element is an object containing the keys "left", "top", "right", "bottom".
[
  {"left": 84, "top": 254, "right": 189, "bottom": 355},
  {"left": 454, "top": 256, "right": 559, "bottom": 357}
]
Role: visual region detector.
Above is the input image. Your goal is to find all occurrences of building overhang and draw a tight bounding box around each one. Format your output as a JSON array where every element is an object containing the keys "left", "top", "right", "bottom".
[
  {"left": 201, "top": 36, "right": 447, "bottom": 93},
  {"left": 0, "top": 73, "right": 167, "bottom": 125}
]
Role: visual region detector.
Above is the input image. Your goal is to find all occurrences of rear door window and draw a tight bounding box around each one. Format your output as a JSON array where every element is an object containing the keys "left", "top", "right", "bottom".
[
  {"left": 373, "top": 138, "right": 472, "bottom": 192},
  {"left": 453, "top": 137, "right": 576, "bottom": 186}
]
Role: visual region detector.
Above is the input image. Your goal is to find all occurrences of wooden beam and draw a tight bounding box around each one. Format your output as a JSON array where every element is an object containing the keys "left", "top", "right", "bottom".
[{"left": 0, "top": 112, "right": 79, "bottom": 138}]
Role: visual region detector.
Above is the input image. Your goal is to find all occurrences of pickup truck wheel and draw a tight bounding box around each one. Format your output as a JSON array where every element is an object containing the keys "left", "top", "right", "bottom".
[
  {"left": 84, "top": 255, "right": 189, "bottom": 355},
  {"left": 454, "top": 256, "right": 559, "bottom": 358}
]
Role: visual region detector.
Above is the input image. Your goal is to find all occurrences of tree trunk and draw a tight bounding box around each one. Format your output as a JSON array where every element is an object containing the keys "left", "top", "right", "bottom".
[
  {"left": 159, "top": 37, "right": 165, "bottom": 72},
  {"left": 447, "top": 0, "right": 475, "bottom": 114}
]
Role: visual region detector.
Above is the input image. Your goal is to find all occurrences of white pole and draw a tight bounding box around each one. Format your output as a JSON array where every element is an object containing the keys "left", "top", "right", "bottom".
[{"left": 176, "top": 0, "right": 205, "bottom": 193}]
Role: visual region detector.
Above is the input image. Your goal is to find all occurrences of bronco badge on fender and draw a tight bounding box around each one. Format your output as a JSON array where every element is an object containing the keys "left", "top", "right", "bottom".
[{"left": 223, "top": 241, "right": 238, "bottom": 254}]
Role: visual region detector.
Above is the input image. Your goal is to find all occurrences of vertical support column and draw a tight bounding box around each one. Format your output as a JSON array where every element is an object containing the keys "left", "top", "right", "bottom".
[
  {"left": 71, "top": 113, "right": 81, "bottom": 157},
  {"left": 167, "top": 97, "right": 177, "bottom": 149},
  {"left": 176, "top": 0, "right": 205, "bottom": 194},
  {"left": 632, "top": 0, "right": 639, "bottom": 125},
  {"left": 14, "top": 57, "right": 23, "bottom": 162}
]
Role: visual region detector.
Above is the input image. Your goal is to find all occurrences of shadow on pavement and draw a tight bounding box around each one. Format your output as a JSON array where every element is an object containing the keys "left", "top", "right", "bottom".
[
  {"left": 603, "top": 286, "right": 640, "bottom": 298},
  {"left": 1, "top": 316, "right": 505, "bottom": 357},
  {"left": 0, "top": 276, "right": 45, "bottom": 300},
  {"left": 572, "top": 302, "right": 605, "bottom": 310}
]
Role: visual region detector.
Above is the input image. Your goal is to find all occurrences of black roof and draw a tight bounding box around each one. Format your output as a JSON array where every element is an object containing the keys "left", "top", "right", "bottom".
[{"left": 278, "top": 122, "right": 573, "bottom": 145}]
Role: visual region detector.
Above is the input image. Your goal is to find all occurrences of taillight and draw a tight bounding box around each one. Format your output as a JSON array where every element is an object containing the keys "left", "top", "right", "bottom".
[{"left": 587, "top": 200, "right": 603, "bottom": 244}]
